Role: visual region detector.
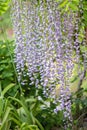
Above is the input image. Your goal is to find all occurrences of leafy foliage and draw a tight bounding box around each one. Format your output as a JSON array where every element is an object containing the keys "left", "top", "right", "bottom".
[
  {"left": 0, "top": 0, "right": 10, "bottom": 16},
  {"left": 0, "top": 40, "right": 19, "bottom": 96},
  {"left": 56, "top": 0, "right": 87, "bottom": 27}
]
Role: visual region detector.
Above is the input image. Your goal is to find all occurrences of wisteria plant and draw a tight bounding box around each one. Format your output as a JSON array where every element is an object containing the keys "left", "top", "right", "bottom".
[{"left": 11, "top": 0, "right": 87, "bottom": 129}]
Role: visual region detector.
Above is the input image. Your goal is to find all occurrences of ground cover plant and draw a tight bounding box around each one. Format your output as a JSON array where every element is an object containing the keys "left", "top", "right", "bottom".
[{"left": 0, "top": 0, "right": 87, "bottom": 130}]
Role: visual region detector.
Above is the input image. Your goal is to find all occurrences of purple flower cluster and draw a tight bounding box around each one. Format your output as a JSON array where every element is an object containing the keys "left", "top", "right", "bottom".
[
  {"left": 11, "top": 0, "right": 26, "bottom": 83},
  {"left": 11, "top": 0, "right": 84, "bottom": 129}
]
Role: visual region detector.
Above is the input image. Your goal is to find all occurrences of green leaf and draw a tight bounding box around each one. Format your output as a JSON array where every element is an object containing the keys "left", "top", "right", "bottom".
[
  {"left": 57, "top": 0, "right": 79, "bottom": 12},
  {"left": 59, "top": 0, "right": 68, "bottom": 8},
  {"left": 2, "top": 83, "right": 15, "bottom": 96},
  {"left": 1, "top": 107, "right": 12, "bottom": 129},
  {"left": 34, "top": 118, "right": 44, "bottom": 130},
  {"left": 2, "top": 71, "right": 13, "bottom": 78},
  {"left": 0, "top": 96, "right": 4, "bottom": 117},
  {"left": 69, "top": 3, "right": 78, "bottom": 11},
  {"left": 10, "top": 109, "right": 22, "bottom": 125},
  {"left": 0, "top": 0, "right": 10, "bottom": 16},
  {"left": 9, "top": 117, "right": 21, "bottom": 126},
  {"left": 21, "top": 123, "right": 40, "bottom": 130},
  {"left": 0, "top": 81, "right": 2, "bottom": 96},
  {"left": 26, "top": 98, "right": 36, "bottom": 103},
  {"left": 9, "top": 97, "right": 35, "bottom": 124}
]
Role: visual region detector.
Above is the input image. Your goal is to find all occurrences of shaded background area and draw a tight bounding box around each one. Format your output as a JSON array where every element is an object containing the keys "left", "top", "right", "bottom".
[{"left": 0, "top": 9, "right": 13, "bottom": 40}]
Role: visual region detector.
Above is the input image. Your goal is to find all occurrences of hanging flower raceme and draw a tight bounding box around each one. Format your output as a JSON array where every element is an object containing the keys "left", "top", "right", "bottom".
[
  {"left": 11, "top": 0, "right": 85, "bottom": 129},
  {"left": 11, "top": 0, "right": 26, "bottom": 83}
]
